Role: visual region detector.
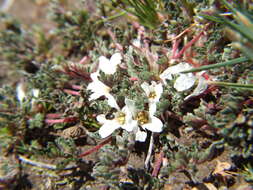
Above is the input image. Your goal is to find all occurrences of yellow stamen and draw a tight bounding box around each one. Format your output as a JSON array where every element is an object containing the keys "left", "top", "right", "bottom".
[
  {"left": 116, "top": 112, "right": 126, "bottom": 125},
  {"left": 136, "top": 111, "right": 149, "bottom": 125},
  {"left": 148, "top": 91, "right": 156, "bottom": 99}
]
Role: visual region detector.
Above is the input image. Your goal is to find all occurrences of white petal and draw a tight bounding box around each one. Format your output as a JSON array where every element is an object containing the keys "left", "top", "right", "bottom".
[
  {"left": 87, "top": 81, "right": 103, "bottom": 100},
  {"left": 141, "top": 82, "right": 150, "bottom": 97},
  {"left": 31, "top": 89, "right": 40, "bottom": 108},
  {"left": 99, "top": 120, "right": 120, "bottom": 138},
  {"left": 99, "top": 56, "right": 116, "bottom": 74},
  {"left": 154, "top": 82, "right": 163, "bottom": 102},
  {"left": 132, "top": 39, "right": 141, "bottom": 48},
  {"left": 106, "top": 94, "right": 120, "bottom": 110},
  {"left": 110, "top": 53, "right": 122, "bottom": 66},
  {"left": 99, "top": 56, "right": 110, "bottom": 66},
  {"left": 135, "top": 129, "right": 147, "bottom": 142},
  {"left": 184, "top": 76, "right": 208, "bottom": 100},
  {"left": 87, "top": 77, "right": 111, "bottom": 100},
  {"left": 32, "top": 89, "right": 40, "bottom": 98},
  {"left": 160, "top": 62, "right": 193, "bottom": 83},
  {"left": 176, "top": 62, "right": 193, "bottom": 72},
  {"left": 16, "top": 83, "right": 26, "bottom": 103},
  {"left": 149, "top": 103, "right": 157, "bottom": 116},
  {"left": 88, "top": 91, "right": 102, "bottom": 101},
  {"left": 125, "top": 99, "right": 137, "bottom": 116},
  {"left": 142, "top": 116, "right": 163, "bottom": 132},
  {"left": 90, "top": 71, "right": 100, "bottom": 81},
  {"left": 96, "top": 114, "right": 107, "bottom": 124},
  {"left": 159, "top": 70, "right": 172, "bottom": 83},
  {"left": 98, "top": 53, "right": 122, "bottom": 75},
  {"left": 174, "top": 74, "right": 196, "bottom": 92},
  {"left": 122, "top": 120, "right": 138, "bottom": 132}
]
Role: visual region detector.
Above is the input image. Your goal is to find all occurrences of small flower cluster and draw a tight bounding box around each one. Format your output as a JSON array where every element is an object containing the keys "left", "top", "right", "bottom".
[
  {"left": 86, "top": 53, "right": 209, "bottom": 142},
  {"left": 160, "top": 62, "right": 208, "bottom": 100}
]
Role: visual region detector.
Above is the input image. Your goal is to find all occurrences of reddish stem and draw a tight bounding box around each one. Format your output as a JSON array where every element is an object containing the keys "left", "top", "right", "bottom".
[
  {"left": 152, "top": 151, "right": 164, "bottom": 177},
  {"left": 171, "top": 39, "right": 180, "bottom": 59},
  {"left": 79, "top": 136, "right": 112, "bottom": 158},
  {"left": 129, "top": 77, "right": 139, "bottom": 81},
  {"left": 45, "top": 113, "right": 63, "bottom": 119},
  {"left": 63, "top": 89, "right": 80, "bottom": 96},
  {"left": 107, "top": 29, "right": 124, "bottom": 52},
  {"left": 45, "top": 117, "right": 78, "bottom": 125},
  {"left": 70, "top": 85, "right": 82, "bottom": 90},
  {"left": 174, "top": 31, "right": 204, "bottom": 59},
  {"left": 78, "top": 56, "right": 89, "bottom": 65}
]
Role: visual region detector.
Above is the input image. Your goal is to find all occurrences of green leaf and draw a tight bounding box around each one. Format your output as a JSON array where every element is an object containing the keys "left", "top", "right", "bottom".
[
  {"left": 209, "top": 81, "right": 253, "bottom": 90},
  {"left": 199, "top": 13, "right": 224, "bottom": 23},
  {"left": 181, "top": 57, "right": 249, "bottom": 73}
]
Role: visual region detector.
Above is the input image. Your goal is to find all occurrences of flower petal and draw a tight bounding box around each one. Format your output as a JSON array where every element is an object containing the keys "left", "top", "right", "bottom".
[
  {"left": 32, "top": 89, "right": 40, "bottom": 98},
  {"left": 96, "top": 114, "right": 107, "bottom": 124},
  {"left": 184, "top": 76, "right": 208, "bottom": 100},
  {"left": 160, "top": 62, "right": 193, "bottom": 84},
  {"left": 98, "top": 53, "right": 122, "bottom": 75},
  {"left": 99, "top": 56, "right": 116, "bottom": 74},
  {"left": 125, "top": 99, "right": 137, "bottom": 116},
  {"left": 106, "top": 94, "right": 120, "bottom": 110},
  {"left": 122, "top": 120, "right": 137, "bottom": 132},
  {"left": 135, "top": 129, "right": 147, "bottom": 142},
  {"left": 141, "top": 82, "right": 150, "bottom": 97},
  {"left": 119, "top": 104, "right": 136, "bottom": 131},
  {"left": 153, "top": 82, "right": 163, "bottom": 102},
  {"left": 110, "top": 53, "right": 122, "bottom": 66},
  {"left": 142, "top": 116, "right": 163, "bottom": 132},
  {"left": 174, "top": 74, "right": 196, "bottom": 92},
  {"left": 87, "top": 74, "right": 111, "bottom": 100},
  {"left": 16, "top": 83, "right": 26, "bottom": 103},
  {"left": 90, "top": 71, "right": 100, "bottom": 81},
  {"left": 149, "top": 103, "right": 157, "bottom": 116},
  {"left": 132, "top": 39, "right": 141, "bottom": 48},
  {"left": 98, "top": 120, "right": 120, "bottom": 138}
]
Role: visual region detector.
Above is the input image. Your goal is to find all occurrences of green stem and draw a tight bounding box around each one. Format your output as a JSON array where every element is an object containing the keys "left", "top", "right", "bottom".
[
  {"left": 209, "top": 81, "right": 253, "bottom": 89},
  {"left": 95, "top": 11, "right": 127, "bottom": 25},
  {"left": 181, "top": 57, "right": 249, "bottom": 73}
]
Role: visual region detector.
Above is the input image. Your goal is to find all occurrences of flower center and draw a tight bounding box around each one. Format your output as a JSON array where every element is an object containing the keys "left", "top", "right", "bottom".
[
  {"left": 148, "top": 91, "right": 156, "bottom": 99},
  {"left": 116, "top": 112, "right": 126, "bottom": 125},
  {"left": 136, "top": 111, "right": 149, "bottom": 125}
]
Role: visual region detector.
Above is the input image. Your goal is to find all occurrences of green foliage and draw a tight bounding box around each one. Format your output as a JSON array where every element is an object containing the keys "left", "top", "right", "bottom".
[
  {"left": 113, "top": 0, "right": 162, "bottom": 29},
  {"left": 49, "top": 1, "right": 96, "bottom": 57},
  {"left": 28, "top": 113, "right": 44, "bottom": 129},
  {"left": 182, "top": 57, "right": 249, "bottom": 73},
  {"left": 201, "top": 1, "right": 253, "bottom": 61},
  {"left": 242, "top": 164, "right": 253, "bottom": 183}
]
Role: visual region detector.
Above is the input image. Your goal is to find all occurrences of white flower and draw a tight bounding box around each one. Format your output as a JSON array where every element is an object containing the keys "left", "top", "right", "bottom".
[
  {"left": 137, "top": 111, "right": 163, "bottom": 133},
  {"left": 159, "top": 62, "right": 208, "bottom": 98},
  {"left": 16, "top": 82, "right": 41, "bottom": 108},
  {"left": 160, "top": 62, "right": 196, "bottom": 91},
  {"left": 87, "top": 71, "right": 119, "bottom": 109},
  {"left": 134, "top": 127, "right": 147, "bottom": 142},
  {"left": 184, "top": 75, "right": 208, "bottom": 100},
  {"left": 32, "top": 89, "right": 40, "bottom": 98},
  {"left": 133, "top": 108, "right": 163, "bottom": 142},
  {"left": 124, "top": 99, "right": 163, "bottom": 142},
  {"left": 141, "top": 81, "right": 163, "bottom": 115},
  {"left": 132, "top": 39, "right": 141, "bottom": 48},
  {"left": 31, "top": 89, "right": 40, "bottom": 108},
  {"left": 97, "top": 99, "right": 138, "bottom": 138},
  {"left": 98, "top": 53, "right": 122, "bottom": 75},
  {"left": 141, "top": 81, "right": 163, "bottom": 104},
  {"left": 16, "top": 82, "right": 27, "bottom": 104}
]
